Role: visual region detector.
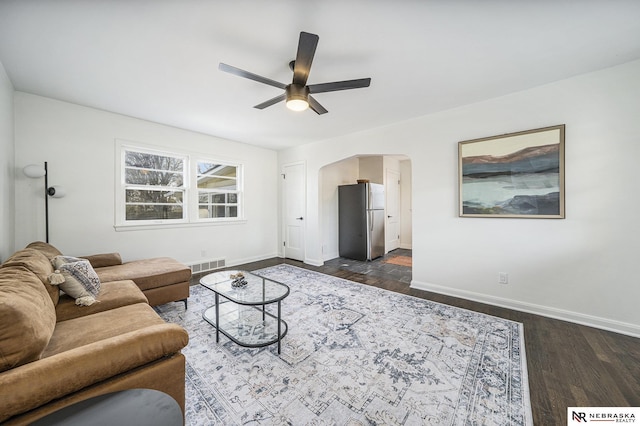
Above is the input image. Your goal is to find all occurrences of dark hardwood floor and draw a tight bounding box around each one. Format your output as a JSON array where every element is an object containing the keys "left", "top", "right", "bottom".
[{"left": 193, "top": 256, "right": 640, "bottom": 425}]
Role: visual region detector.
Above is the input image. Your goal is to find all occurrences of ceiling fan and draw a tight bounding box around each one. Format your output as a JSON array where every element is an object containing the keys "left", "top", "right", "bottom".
[{"left": 219, "top": 31, "right": 371, "bottom": 115}]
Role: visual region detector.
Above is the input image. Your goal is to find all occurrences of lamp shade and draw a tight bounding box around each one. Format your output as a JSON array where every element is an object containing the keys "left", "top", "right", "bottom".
[
  {"left": 48, "top": 185, "right": 66, "bottom": 198},
  {"left": 23, "top": 164, "right": 46, "bottom": 178}
]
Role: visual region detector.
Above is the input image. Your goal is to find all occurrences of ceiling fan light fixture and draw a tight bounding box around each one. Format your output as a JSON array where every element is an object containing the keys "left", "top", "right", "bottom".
[
  {"left": 286, "top": 98, "right": 309, "bottom": 111},
  {"left": 285, "top": 84, "right": 309, "bottom": 111}
]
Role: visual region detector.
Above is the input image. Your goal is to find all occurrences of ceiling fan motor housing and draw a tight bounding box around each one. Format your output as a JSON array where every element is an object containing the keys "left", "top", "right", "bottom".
[{"left": 286, "top": 84, "right": 309, "bottom": 102}]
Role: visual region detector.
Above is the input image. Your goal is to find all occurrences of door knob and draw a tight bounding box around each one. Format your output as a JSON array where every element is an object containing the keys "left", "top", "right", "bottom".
[{"left": 296, "top": 217, "right": 304, "bottom": 220}]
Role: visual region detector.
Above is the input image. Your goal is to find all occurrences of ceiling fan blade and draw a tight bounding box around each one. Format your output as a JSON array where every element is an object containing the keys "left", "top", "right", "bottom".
[
  {"left": 292, "top": 32, "right": 319, "bottom": 86},
  {"left": 219, "top": 63, "right": 287, "bottom": 89},
  {"left": 308, "top": 78, "right": 371, "bottom": 94},
  {"left": 254, "top": 93, "right": 287, "bottom": 109},
  {"left": 308, "top": 95, "right": 328, "bottom": 115}
]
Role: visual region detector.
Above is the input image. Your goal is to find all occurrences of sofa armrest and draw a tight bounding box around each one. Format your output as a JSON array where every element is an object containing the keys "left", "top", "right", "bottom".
[
  {"left": 79, "top": 253, "right": 122, "bottom": 268},
  {"left": 0, "top": 323, "right": 188, "bottom": 423}
]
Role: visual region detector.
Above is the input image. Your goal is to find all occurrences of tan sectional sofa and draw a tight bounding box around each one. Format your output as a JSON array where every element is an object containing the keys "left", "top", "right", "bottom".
[
  {"left": 30, "top": 241, "right": 192, "bottom": 309},
  {"left": 0, "top": 242, "right": 191, "bottom": 425}
]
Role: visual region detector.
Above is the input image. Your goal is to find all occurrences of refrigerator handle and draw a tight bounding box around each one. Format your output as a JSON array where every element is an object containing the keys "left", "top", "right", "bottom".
[{"left": 370, "top": 211, "right": 374, "bottom": 231}]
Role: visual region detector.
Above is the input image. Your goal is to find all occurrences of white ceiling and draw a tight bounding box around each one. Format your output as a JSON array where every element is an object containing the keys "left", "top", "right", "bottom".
[{"left": 1, "top": 1, "right": 640, "bottom": 151}]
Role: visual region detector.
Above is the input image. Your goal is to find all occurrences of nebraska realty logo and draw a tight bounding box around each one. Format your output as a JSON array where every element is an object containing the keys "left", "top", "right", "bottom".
[{"left": 568, "top": 407, "right": 639, "bottom": 424}]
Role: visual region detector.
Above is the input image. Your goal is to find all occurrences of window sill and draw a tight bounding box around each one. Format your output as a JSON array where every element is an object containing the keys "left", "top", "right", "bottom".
[{"left": 114, "top": 219, "right": 247, "bottom": 232}]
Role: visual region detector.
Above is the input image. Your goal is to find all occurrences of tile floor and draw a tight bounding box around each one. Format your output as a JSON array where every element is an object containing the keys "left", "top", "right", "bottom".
[{"left": 323, "top": 248, "right": 412, "bottom": 283}]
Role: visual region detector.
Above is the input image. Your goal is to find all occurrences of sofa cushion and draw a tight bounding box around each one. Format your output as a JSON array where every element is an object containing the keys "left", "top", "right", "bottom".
[
  {"left": 55, "top": 280, "right": 148, "bottom": 322},
  {"left": 95, "top": 257, "right": 191, "bottom": 291},
  {"left": 79, "top": 252, "right": 123, "bottom": 268},
  {"left": 0, "top": 266, "right": 56, "bottom": 372},
  {"left": 25, "top": 241, "right": 63, "bottom": 259},
  {"left": 0, "top": 248, "right": 60, "bottom": 305},
  {"left": 43, "top": 302, "right": 186, "bottom": 356},
  {"left": 51, "top": 256, "right": 101, "bottom": 306}
]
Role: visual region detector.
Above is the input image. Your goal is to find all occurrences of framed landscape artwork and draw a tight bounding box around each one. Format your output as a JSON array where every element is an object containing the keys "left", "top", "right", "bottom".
[{"left": 459, "top": 124, "right": 565, "bottom": 218}]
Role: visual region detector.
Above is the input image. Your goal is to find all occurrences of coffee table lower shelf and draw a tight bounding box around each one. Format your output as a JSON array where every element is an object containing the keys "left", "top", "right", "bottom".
[{"left": 203, "top": 301, "right": 288, "bottom": 353}]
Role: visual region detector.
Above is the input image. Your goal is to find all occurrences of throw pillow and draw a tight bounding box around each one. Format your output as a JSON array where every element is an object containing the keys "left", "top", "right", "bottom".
[{"left": 50, "top": 256, "right": 101, "bottom": 306}]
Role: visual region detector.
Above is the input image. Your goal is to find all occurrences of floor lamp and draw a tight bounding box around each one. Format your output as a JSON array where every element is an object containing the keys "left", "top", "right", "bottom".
[{"left": 23, "top": 161, "right": 66, "bottom": 243}]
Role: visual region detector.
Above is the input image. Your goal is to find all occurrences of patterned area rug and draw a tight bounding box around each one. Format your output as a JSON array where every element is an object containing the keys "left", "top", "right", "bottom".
[
  {"left": 382, "top": 255, "right": 413, "bottom": 267},
  {"left": 155, "top": 264, "right": 532, "bottom": 425}
]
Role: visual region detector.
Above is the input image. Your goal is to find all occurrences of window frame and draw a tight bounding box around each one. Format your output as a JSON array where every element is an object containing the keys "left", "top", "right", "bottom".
[
  {"left": 192, "top": 159, "right": 243, "bottom": 223},
  {"left": 115, "top": 141, "right": 244, "bottom": 230}
]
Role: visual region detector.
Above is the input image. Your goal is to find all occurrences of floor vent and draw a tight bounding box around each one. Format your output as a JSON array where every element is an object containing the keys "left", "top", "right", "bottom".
[{"left": 189, "top": 258, "right": 226, "bottom": 274}]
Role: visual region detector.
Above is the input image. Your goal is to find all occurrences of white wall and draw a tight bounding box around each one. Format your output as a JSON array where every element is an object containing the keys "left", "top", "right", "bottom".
[
  {"left": 278, "top": 59, "right": 640, "bottom": 336},
  {"left": 358, "top": 157, "right": 383, "bottom": 184},
  {"left": 0, "top": 61, "right": 14, "bottom": 261},
  {"left": 14, "top": 93, "right": 279, "bottom": 266}
]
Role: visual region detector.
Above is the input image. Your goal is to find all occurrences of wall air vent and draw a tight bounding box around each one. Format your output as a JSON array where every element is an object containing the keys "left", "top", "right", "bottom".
[{"left": 188, "top": 258, "right": 226, "bottom": 275}]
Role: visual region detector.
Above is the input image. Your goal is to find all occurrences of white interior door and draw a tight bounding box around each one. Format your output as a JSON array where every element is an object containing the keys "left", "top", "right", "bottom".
[
  {"left": 385, "top": 169, "right": 401, "bottom": 252},
  {"left": 283, "top": 162, "right": 305, "bottom": 261}
]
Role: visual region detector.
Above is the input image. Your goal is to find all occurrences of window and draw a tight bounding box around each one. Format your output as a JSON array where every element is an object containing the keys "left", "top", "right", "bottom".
[
  {"left": 197, "top": 162, "right": 240, "bottom": 220},
  {"left": 123, "top": 149, "right": 187, "bottom": 222},
  {"left": 116, "top": 143, "right": 243, "bottom": 228}
]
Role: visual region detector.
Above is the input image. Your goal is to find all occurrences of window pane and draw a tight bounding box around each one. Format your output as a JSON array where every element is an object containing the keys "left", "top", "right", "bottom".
[
  {"left": 126, "top": 151, "right": 183, "bottom": 171},
  {"left": 199, "top": 176, "right": 237, "bottom": 190},
  {"left": 197, "top": 162, "right": 237, "bottom": 190},
  {"left": 198, "top": 192, "right": 239, "bottom": 205},
  {"left": 125, "top": 169, "right": 183, "bottom": 187},
  {"left": 212, "top": 193, "right": 226, "bottom": 203},
  {"left": 126, "top": 205, "right": 184, "bottom": 221},
  {"left": 126, "top": 189, "right": 183, "bottom": 204},
  {"left": 197, "top": 162, "right": 236, "bottom": 177},
  {"left": 197, "top": 203, "right": 239, "bottom": 219}
]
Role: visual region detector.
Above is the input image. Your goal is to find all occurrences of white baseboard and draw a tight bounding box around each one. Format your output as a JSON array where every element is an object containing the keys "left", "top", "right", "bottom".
[
  {"left": 273, "top": 252, "right": 323, "bottom": 267},
  {"left": 399, "top": 243, "right": 412, "bottom": 250},
  {"left": 224, "top": 252, "right": 279, "bottom": 269},
  {"left": 410, "top": 279, "right": 640, "bottom": 338}
]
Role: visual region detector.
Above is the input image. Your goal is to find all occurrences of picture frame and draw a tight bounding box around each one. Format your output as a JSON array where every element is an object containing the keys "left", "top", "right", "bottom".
[{"left": 458, "top": 124, "right": 565, "bottom": 218}]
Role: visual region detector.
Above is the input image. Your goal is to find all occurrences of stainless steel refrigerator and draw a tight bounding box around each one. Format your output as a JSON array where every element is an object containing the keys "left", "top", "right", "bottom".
[{"left": 338, "top": 183, "right": 385, "bottom": 261}]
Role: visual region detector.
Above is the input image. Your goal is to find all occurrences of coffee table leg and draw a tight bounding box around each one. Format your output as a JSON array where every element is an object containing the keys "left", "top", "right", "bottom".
[
  {"left": 277, "top": 300, "right": 281, "bottom": 354},
  {"left": 262, "top": 279, "right": 266, "bottom": 322},
  {"left": 215, "top": 293, "right": 220, "bottom": 343}
]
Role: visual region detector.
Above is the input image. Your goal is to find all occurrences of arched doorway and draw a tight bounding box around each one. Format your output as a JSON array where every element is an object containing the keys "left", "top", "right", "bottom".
[{"left": 318, "top": 155, "right": 412, "bottom": 283}]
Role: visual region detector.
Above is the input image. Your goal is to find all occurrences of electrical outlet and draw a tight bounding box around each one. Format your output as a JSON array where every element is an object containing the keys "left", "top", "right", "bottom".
[{"left": 498, "top": 272, "right": 509, "bottom": 284}]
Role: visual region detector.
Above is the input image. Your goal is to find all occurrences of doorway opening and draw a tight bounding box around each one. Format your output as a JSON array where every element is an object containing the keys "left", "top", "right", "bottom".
[{"left": 319, "top": 154, "right": 412, "bottom": 282}]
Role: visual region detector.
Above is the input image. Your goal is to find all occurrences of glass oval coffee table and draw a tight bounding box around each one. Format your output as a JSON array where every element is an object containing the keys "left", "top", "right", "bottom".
[{"left": 200, "top": 270, "right": 289, "bottom": 354}]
